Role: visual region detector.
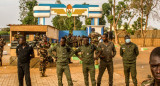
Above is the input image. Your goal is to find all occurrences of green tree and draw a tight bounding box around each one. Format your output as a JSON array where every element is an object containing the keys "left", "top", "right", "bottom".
[
  {"left": 19, "top": 0, "right": 28, "bottom": 22},
  {"left": 99, "top": 15, "right": 106, "bottom": 25},
  {"left": 85, "top": 18, "right": 91, "bottom": 25},
  {"left": 21, "top": 0, "right": 38, "bottom": 25},
  {"left": 81, "top": 25, "right": 87, "bottom": 30},
  {"left": 102, "top": 0, "right": 113, "bottom": 31},
  {"left": 1, "top": 27, "right": 10, "bottom": 32},
  {"left": 131, "top": 0, "right": 160, "bottom": 46},
  {"left": 52, "top": 16, "right": 82, "bottom": 32}
]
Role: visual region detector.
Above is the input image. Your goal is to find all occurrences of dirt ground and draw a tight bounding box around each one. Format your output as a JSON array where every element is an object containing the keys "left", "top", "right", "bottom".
[{"left": 0, "top": 43, "right": 155, "bottom": 86}]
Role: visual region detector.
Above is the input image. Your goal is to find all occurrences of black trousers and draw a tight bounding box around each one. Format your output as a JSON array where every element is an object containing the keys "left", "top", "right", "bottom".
[{"left": 18, "top": 62, "right": 31, "bottom": 86}]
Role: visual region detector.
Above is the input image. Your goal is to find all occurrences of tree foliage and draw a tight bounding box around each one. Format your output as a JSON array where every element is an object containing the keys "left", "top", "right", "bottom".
[
  {"left": 21, "top": 0, "right": 38, "bottom": 25},
  {"left": 52, "top": 16, "right": 82, "bottom": 32}
]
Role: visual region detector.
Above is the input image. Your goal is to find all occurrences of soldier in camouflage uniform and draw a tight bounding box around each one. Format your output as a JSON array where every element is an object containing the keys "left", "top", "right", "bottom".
[
  {"left": 39, "top": 34, "right": 43, "bottom": 41},
  {"left": 72, "top": 36, "right": 77, "bottom": 47},
  {"left": 37, "top": 35, "right": 51, "bottom": 77},
  {"left": 97, "top": 34, "right": 116, "bottom": 86},
  {"left": 34, "top": 33, "right": 40, "bottom": 47},
  {"left": 48, "top": 37, "right": 75, "bottom": 86},
  {"left": 75, "top": 37, "right": 101, "bottom": 86},
  {"left": 89, "top": 28, "right": 101, "bottom": 65},
  {"left": 77, "top": 36, "right": 82, "bottom": 47},
  {"left": 66, "top": 34, "right": 73, "bottom": 63},
  {"left": 141, "top": 47, "right": 160, "bottom": 86},
  {"left": 120, "top": 35, "right": 139, "bottom": 86},
  {"left": 0, "top": 35, "right": 6, "bottom": 66},
  {"left": 88, "top": 28, "right": 101, "bottom": 46},
  {"left": 66, "top": 34, "right": 73, "bottom": 47},
  {"left": 14, "top": 32, "right": 22, "bottom": 41},
  {"left": 34, "top": 33, "right": 40, "bottom": 41}
]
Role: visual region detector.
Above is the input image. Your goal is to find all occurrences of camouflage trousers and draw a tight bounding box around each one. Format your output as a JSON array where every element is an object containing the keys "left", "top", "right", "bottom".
[
  {"left": 97, "top": 60, "right": 113, "bottom": 86},
  {"left": 123, "top": 63, "right": 137, "bottom": 86},
  {"left": 39, "top": 57, "right": 48, "bottom": 76},
  {"left": 78, "top": 41, "right": 82, "bottom": 47},
  {"left": 56, "top": 64, "right": 73, "bottom": 86},
  {"left": 82, "top": 63, "right": 96, "bottom": 86}
]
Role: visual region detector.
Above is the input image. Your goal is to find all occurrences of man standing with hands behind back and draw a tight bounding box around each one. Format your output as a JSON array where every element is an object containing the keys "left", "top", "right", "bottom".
[{"left": 120, "top": 35, "right": 139, "bottom": 86}]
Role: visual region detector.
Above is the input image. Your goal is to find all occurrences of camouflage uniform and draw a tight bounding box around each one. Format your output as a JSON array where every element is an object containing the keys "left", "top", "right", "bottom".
[
  {"left": 78, "top": 36, "right": 82, "bottom": 47},
  {"left": 66, "top": 37, "right": 73, "bottom": 47},
  {"left": 39, "top": 35, "right": 43, "bottom": 41},
  {"left": 89, "top": 32, "right": 101, "bottom": 65},
  {"left": 14, "top": 34, "right": 23, "bottom": 41},
  {"left": 89, "top": 32, "right": 101, "bottom": 46},
  {"left": 34, "top": 33, "right": 40, "bottom": 41},
  {"left": 97, "top": 41, "right": 116, "bottom": 86},
  {"left": 0, "top": 38, "right": 6, "bottom": 66},
  {"left": 120, "top": 42, "right": 139, "bottom": 86},
  {"left": 75, "top": 44, "right": 101, "bottom": 86},
  {"left": 37, "top": 40, "right": 50, "bottom": 76},
  {"left": 141, "top": 78, "right": 155, "bottom": 86},
  {"left": 48, "top": 44, "right": 75, "bottom": 86},
  {"left": 72, "top": 36, "right": 78, "bottom": 47}
]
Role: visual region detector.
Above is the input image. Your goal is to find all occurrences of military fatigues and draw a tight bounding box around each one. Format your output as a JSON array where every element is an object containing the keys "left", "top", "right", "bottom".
[
  {"left": 141, "top": 78, "right": 155, "bottom": 86},
  {"left": 37, "top": 41, "right": 50, "bottom": 76},
  {"left": 89, "top": 32, "right": 101, "bottom": 65},
  {"left": 75, "top": 44, "right": 101, "bottom": 86},
  {"left": 48, "top": 44, "right": 74, "bottom": 86},
  {"left": 89, "top": 32, "right": 101, "bottom": 46},
  {"left": 34, "top": 34, "right": 40, "bottom": 41},
  {"left": 14, "top": 34, "right": 23, "bottom": 41},
  {"left": 97, "top": 41, "right": 116, "bottom": 86},
  {"left": 0, "top": 38, "right": 6, "bottom": 66},
  {"left": 16, "top": 44, "right": 34, "bottom": 86},
  {"left": 77, "top": 37, "right": 82, "bottom": 47},
  {"left": 66, "top": 37, "right": 73, "bottom": 47},
  {"left": 73, "top": 37, "right": 78, "bottom": 47},
  {"left": 66, "top": 37, "right": 73, "bottom": 63},
  {"left": 120, "top": 42, "right": 139, "bottom": 86}
]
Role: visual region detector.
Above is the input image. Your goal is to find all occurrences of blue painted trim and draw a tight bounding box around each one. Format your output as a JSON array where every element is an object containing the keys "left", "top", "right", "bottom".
[
  {"left": 39, "top": 4, "right": 66, "bottom": 8},
  {"left": 89, "top": 26, "right": 92, "bottom": 43},
  {"left": 97, "top": 18, "right": 99, "bottom": 25},
  {"left": 38, "top": 18, "right": 40, "bottom": 25},
  {"left": 86, "top": 27, "right": 88, "bottom": 35},
  {"left": 73, "top": 4, "right": 99, "bottom": 8},
  {"left": 101, "top": 26, "right": 104, "bottom": 35},
  {"left": 43, "top": 17, "right": 45, "bottom": 25},
  {"left": 91, "top": 18, "right": 95, "bottom": 25},
  {"left": 89, "top": 11, "right": 102, "bottom": 14},
  {"left": 101, "top": 27, "right": 104, "bottom": 41},
  {"left": 89, "top": 26, "right": 92, "bottom": 35},
  {"left": 34, "top": 11, "right": 50, "bottom": 13}
]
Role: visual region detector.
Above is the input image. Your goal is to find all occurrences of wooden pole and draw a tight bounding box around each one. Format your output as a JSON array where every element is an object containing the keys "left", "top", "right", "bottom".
[{"left": 74, "top": 16, "right": 75, "bottom": 30}]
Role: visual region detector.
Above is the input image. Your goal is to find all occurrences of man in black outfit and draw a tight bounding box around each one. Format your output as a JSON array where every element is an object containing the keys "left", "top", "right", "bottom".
[{"left": 16, "top": 37, "right": 35, "bottom": 86}]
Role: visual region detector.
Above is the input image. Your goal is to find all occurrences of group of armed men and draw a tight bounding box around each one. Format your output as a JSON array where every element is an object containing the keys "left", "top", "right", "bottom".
[{"left": 0, "top": 28, "right": 158, "bottom": 86}]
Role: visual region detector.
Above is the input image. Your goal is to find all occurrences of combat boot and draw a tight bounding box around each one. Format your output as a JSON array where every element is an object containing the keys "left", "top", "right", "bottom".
[
  {"left": 97, "top": 83, "right": 100, "bottom": 86},
  {"left": 40, "top": 71, "right": 43, "bottom": 77}
]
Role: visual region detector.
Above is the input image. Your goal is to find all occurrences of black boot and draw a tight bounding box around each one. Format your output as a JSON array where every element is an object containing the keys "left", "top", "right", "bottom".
[{"left": 97, "top": 83, "right": 100, "bottom": 86}]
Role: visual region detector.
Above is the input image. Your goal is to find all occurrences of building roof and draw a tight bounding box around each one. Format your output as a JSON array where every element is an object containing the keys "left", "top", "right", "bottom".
[{"left": 7, "top": 24, "right": 55, "bottom": 28}]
